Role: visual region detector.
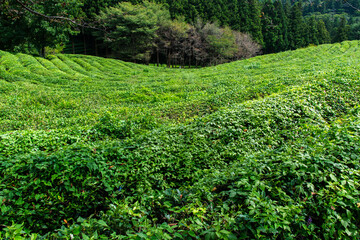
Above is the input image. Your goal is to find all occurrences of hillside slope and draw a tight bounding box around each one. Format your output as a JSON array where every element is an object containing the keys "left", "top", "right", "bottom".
[
  {"left": 0, "top": 41, "right": 360, "bottom": 239},
  {"left": 0, "top": 41, "right": 358, "bottom": 133}
]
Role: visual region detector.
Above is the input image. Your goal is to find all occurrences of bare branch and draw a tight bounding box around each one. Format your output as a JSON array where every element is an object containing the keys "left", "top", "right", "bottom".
[
  {"left": 14, "top": 0, "right": 104, "bottom": 31},
  {"left": 342, "top": 0, "right": 360, "bottom": 12}
]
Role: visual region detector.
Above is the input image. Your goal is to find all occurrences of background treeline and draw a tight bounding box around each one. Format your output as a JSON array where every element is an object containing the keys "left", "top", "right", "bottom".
[
  {"left": 67, "top": 0, "right": 360, "bottom": 57},
  {"left": 1, "top": 0, "right": 359, "bottom": 65},
  {"left": 92, "top": 1, "right": 261, "bottom": 66}
]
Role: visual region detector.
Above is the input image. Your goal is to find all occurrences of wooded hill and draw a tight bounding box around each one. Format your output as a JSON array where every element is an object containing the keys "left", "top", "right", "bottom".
[{"left": 1, "top": 0, "right": 359, "bottom": 64}]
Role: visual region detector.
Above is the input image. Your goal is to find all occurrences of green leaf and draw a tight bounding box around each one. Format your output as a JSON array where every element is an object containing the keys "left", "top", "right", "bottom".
[
  {"left": 189, "top": 231, "right": 196, "bottom": 237},
  {"left": 220, "top": 230, "right": 231, "bottom": 235},
  {"left": 174, "top": 233, "right": 184, "bottom": 239},
  {"left": 340, "top": 220, "right": 348, "bottom": 228},
  {"left": 35, "top": 194, "right": 41, "bottom": 201},
  {"left": 30, "top": 234, "right": 38, "bottom": 240},
  {"left": 73, "top": 226, "right": 81, "bottom": 235},
  {"left": 97, "top": 220, "right": 108, "bottom": 227},
  {"left": 330, "top": 174, "right": 337, "bottom": 182},
  {"left": 195, "top": 219, "right": 203, "bottom": 226},
  {"left": 137, "top": 233, "right": 148, "bottom": 238},
  {"left": 228, "top": 233, "right": 238, "bottom": 240},
  {"left": 82, "top": 233, "right": 90, "bottom": 240},
  {"left": 205, "top": 232, "right": 216, "bottom": 240}
]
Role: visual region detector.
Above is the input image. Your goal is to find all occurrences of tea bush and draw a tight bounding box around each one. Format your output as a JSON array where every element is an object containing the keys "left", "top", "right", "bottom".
[{"left": 1, "top": 41, "right": 360, "bottom": 239}]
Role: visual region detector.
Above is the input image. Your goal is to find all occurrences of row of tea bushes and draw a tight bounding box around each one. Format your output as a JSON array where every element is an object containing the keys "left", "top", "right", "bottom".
[{"left": 1, "top": 75, "right": 359, "bottom": 238}]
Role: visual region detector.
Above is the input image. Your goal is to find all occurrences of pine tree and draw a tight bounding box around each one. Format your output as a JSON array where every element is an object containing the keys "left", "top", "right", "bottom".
[
  {"left": 284, "top": 0, "right": 292, "bottom": 17},
  {"left": 228, "top": 0, "right": 240, "bottom": 31},
  {"left": 289, "top": 2, "right": 306, "bottom": 49},
  {"left": 274, "top": 0, "right": 289, "bottom": 51},
  {"left": 261, "top": 0, "right": 279, "bottom": 53},
  {"left": 334, "top": 16, "right": 349, "bottom": 42},
  {"left": 238, "top": 0, "right": 250, "bottom": 33},
  {"left": 308, "top": 16, "right": 319, "bottom": 45},
  {"left": 316, "top": 19, "right": 331, "bottom": 44},
  {"left": 247, "top": 0, "right": 264, "bottom": 45}
]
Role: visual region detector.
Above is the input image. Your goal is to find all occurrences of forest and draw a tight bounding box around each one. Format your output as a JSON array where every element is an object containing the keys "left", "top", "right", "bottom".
[{"left": 1, "top": 0, "right": 359, "bottom": 65}]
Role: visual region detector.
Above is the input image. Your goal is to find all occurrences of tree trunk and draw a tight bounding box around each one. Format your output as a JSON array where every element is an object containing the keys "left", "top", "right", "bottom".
[
  {"left": 156, "top": 48, "right": 159, "bottom": 67},
  {"left": 182, "top": 52, "right": 185, "bottom": 68},
  {"left": 95, "top": 39, "right": 98, "bottom": 56},
  {"left": 167, "top": 49, "right": 171, "bottom": 68},
  {"left": 39, "top": 46, "right": 46, "bottom": 58},
  {"left": 72, "top": 39, "right": 75, "bottom": 54},
  {"left": 83, "top": 33, "right": 87, "bottom": 55}
]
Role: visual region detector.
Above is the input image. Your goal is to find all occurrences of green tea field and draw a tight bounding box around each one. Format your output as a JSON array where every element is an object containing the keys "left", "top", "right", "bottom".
[{"left": 0, "top": 41, "right": 360, "bottom": 239}]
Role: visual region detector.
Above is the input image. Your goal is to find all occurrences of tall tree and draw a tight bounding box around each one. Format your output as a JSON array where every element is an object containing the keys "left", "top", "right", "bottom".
[
  {"left": 204, "top": 24, "right": 238, "bottom": 64},
  {"left": 317, "top": 19, "right": 331, "bottom": 44},
  {"left": 289, "top": 2, "right": 306, "bottom": 49},
  {"left": 229, "top": 0, "right": 242, "bottom": 31},
  {"left": 183, "top": 25, "right": 202, "bottom": 67},
  {"left": 308, "top": 16, "right": 319, "bottom": 45},
  {"left": 274, "top": 0, "right": 289, "bottom": 51},
  {"left": 261, "top": 0, "right": 290, "bottom": 52},
  {"left": 262, "top": 0, "right": 279, "bottom": 53},
  {"left": 95, "top": 1, "right": 166, "bottom": 62},
  {"left": 247, "top": 0, "right": 264, "bottom": 45},
  {"left": 349, "top": 22, "right": 360, "bottom": 40},
  {"left": 334, "top": 16, "right": 350, "bottom": 42},
  {"left": 233, "top": 31, "right": 261, "bottom": 59}
]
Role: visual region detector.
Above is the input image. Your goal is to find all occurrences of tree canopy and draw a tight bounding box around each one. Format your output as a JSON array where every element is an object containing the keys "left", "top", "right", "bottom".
[
  {"left": 95, "top": 1, "right": 165, "bottom": 62},
  {"left": 1, "top": 0, "right": 359, "bottom": 59},
  {"left": 0, "top": 0, "right": 84, "bottom": 55},
  {"left": 94, "top": 1, "right": 261, "bottom": 66}
]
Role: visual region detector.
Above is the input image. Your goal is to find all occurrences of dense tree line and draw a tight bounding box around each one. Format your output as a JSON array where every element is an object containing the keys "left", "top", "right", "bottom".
[
  {"left": 1, "top": 0, "right": 359, "bottom": 63},
  {"left": 93, "top": 1, "right": 260, "bottom": 66}
]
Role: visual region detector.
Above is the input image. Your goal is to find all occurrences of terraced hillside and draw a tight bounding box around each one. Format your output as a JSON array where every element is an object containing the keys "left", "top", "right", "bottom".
[
  {"left": 0, "top": 41, "right": 360, "bottom": 239},
  {"left": 0, "top": 41, "right": 358, "bottom": 133}
]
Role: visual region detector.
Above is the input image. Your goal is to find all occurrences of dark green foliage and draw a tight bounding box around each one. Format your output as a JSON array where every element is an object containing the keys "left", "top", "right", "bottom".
[
  {"left": 94, "top": 1, "right": 261, "bottom": 66},
  {"left": 308, "top": 16, "right": 320, "bottom": 45},
  {"left": 334, "top": 17, "right": 350, "bottom": 43},
  {"left": 317, "top": 20, "right": 331, "bottom": 44},
  {"left": 95, "top": 1, "right": 162, "bottom": 62},
  {"left": 2, "top": 0, "right": 360, "bottom": 58},
  {"left": 246, "top": 0, "right": 264, "bottom": 45},
  {"left": 289, "top": 2, "right": 307, "bottom": 49},
  {"left": 262, "top": 0, "right": 289, "bottom": 53},
  {"left": 0, "top": 0, "right": 83, "bottom": 56}
]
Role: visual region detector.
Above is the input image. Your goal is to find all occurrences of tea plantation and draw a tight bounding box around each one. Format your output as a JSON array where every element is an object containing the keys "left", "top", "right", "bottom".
[{"left": 0, "top": 41, "right": 360, "bottom": 239}]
